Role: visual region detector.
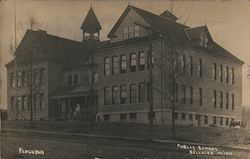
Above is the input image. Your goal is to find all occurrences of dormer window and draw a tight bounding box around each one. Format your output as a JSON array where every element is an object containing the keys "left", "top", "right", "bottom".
[
  {"left": 123, "top": 25, "right": 139, "bottom": 40},
  {"left": 199, "top": 35, "right": 209, "bottom": 48}
]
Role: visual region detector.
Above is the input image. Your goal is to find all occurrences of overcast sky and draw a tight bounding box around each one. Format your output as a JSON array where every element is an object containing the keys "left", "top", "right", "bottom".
[{"left": 0, "top": 0, "right": 250, "bottom": 109}]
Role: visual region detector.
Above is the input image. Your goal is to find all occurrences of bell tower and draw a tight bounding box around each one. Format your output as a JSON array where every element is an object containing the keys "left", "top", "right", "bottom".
[{"left": 81, "top": 7, "right": 102, "bottom": 42}]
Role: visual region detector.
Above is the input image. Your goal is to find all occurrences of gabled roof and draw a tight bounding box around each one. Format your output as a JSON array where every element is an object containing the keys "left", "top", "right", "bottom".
[
  {"left": 185, "top": 26, "right": 213, "bottom": 41},
  {"left": 81, "top": 7, "right": 102, "bottom": 34},
  {"left": 5, "top": 30, "right": 94, "bottom": 69},
  {"left": 160, "top": 10, "right": 178, "bottom": 22},
  {"left": 107, "top": 5, "right": 189, "bottom": 43}
]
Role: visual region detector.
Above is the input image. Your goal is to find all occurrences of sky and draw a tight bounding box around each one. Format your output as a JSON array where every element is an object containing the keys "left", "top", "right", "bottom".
[{"left": 0, "top": 0, "right": 250, "bottom": 109}]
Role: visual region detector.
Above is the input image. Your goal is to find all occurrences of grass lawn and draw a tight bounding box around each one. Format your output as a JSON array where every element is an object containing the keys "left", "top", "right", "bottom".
[{"left": 2, "top": 120, "right": 250, "bottom": 148}]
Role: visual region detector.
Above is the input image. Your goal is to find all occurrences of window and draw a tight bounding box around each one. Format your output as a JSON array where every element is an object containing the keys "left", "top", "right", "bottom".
[
  {"left": 174, "top": 113, "right": 178, "bottom": 120},
  {"left": 17, "top": 71, "right": 22, "bottom": 87},
  {"left": 33, "top": 95, "right": 39, "bottom": 110},
  {"left": 28, "top": 95, "right": 31, "bottom": 111},
  {"left": 231, "top": 68, "right": 234, "bottom": 84},
  {"left": 200, "top": 36, "right": 204, "bottom": 46},
  {"left": 138, "top": 83, "right": 145, "bottom": 103},
  {"left": 120, "top": 85, "right": 127, "bottom": 104},
  {"left": 220, "top": 117, "right": 223, "bottom": 125},
  {"left": 94, "top": 73, "right": 98, "bottom": 82},
  {"left": 68, "top": 75, "right": 72, "bottom": 86},
  {"left": 181, "top": 113, "right": 186, "bottom": 121},
  {"left": 123, "top": 28, "right": 128, "bottom": 39},
  {"left": 189, "top": 114, "right": 193, "bottom": 121},
  {"left": 213, "top": 117, "right": 217, "bottom": 125},
  {"left": 129, "top": 113, "right": 137, "bottom": 120},
  {"left": 10, "top": 72, "right": 15, "bottom": 88},
  {"left": 213, "top": 90, "right": 217, "bottom": 108},
  {"left": 134, "top": 25, "right": 139, "bottom": 37},
  {"left": 10, "top": 97, "right": 15, "bottom": 108},
  {"left": 180, "top": 55, "right": 186, "bottom": 73},
  {"left": 103, "top": 114, "right": 110, "bottom": 121},
  {"left": 17, "top": 96, "right": 21, "bottom": 111},
  {"left": 73, "top": 74, "right": 78, "bottom": 85},
  {"left": 189, "top": 86, "right": 193, "bottom": 105},
  {"left": 130, "top": 84, "right": 137, "bottom": 103},
  {"left": 138, "top": 52, "right": 145, "bottom": 71},
  {"left": 104, "top": 57, "right": 111, "bottom": 76},
  {"left": 182, "top": 85, "right": 186, "bottom": 104},
  {"left": 120, "top": 55, "right": 127, "bottom": 73},
  {"left": 226, "top": 118, "right": 229, "bottom": 125},
  {"left": 219, "top": 65, "right": 223, "bottom": 82},
  {"left": 22, "top": 95, "right": 27, "bottom": 111},
  {"left": 104, "top": 87, "right": 111, "bottom": 105},
  {"left": 226, "top": 93, "right": 229, "bottom": 109},
  {"left": 204, "top": 115, "right": 208, "bottom": 124},
  {"left": 112, "top": 86, "right": 119, "bottom": 104},
  {"left": 22, "top": 71, "right": 28, "bottom": 87},
  {"left": 199, "top": 88, "right": 202, "bottom": 106},
  {"left": 40, "top": 68, "right": 45, "bottom": 85},
  {"left": 112, "top": 56, "right": 119, "bottom": 75},
  {"left": 231, "top": 94, "right": 234, "bottom": 110},
  {"left": 175, "top": 83, "right": 178, "bottom": 103},
  {"left": 188, "top": 56, "right": 193, "bottom": 75},
  {"left": 130, "top": 53, "right": 136, "bottom": 72},
  {"left": 212, "top": 63, "right": 217, "bottom": 80},
  {"left": 120, "top": 113, "right": 127, "bottom": 121},
  {"left": 123, "top": 25, "right": 139, "bottom": 39},
  {"left": 219, "top": 91, "right": 223, "bottom": 108},
  {"left": 128, "top": 26, "right": 134, "bottom": 38},
  {"left": 226, "top": 66, "right": 229, "bottom": 83},
  {"left": 34, "top": 68, "right": 39, "bottom": 86},
  {"left": 40, "top": 94, "right": 45, "bottom": 110},
  {"left": 198, "top": 59, "right": 202, "bottom": 77}
]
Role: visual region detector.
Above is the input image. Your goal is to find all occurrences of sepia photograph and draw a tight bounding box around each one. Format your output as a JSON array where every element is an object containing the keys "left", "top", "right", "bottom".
[{"left": 0, "top": 0, "right": 250, "bottom": 158}]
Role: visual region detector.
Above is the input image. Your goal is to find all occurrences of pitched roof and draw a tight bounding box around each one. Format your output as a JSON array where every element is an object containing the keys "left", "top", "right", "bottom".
[
  {"left": 80, "top": 7, "right": 102, "bottom": 34},
  {"left": 160, "top": 10, "right": 178, "bottom": 22},
  {"left": 5, "top": 30, "right": 94, "bottom": 69},
  {"left": 108, "top": 5, "right": 189, "bottom": 43},
  {"left": 185, "top": 26, "right": 213, "bottom": 41}
]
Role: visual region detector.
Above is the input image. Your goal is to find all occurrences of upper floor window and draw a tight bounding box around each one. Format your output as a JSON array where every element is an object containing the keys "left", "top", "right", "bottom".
[
  {"left": 189, "top": 86, "right": 193, "bottom": 105},
  {"left": 130, "top": 84, "right": 137, "bottom": 103},
  {"left": 198, "top": 59, "right": 202, "bottom": 77},
  {"left": 213, "top": 90, "right": 217, "bottom": 108},
  {"left": 104, "top": 57, "right": 111, "bottom": 76},
  {"left": 120, "top": 55, "right": 127, "bottom": 73},
  {"left": 139, "top": 52, "right": 145, "bottom": 71},
  {"left": 34, "top": 68, "right": 40, "bottom": 86},
  {"left": 123, "top": 25, "right": 139, "bottom": 40},
  {"left": 10, "top": 97, "right": 15, "bottom": 108},
  {"left": 225, "top": 66, "right": 229, "bottom": 83},
  {"left": 112, "top": 56, "right": 119, "bottom": 75},
  {"left": 138, "top": 83, "right": 145, "bottom": 103},
  {"left": 219, "top": 65, "right": 223, "bottom": 82},
  {"left": 73, "top": 74, "right": 78, "bottom": 85},
  {"left": 212, "top": 63, "right": 217, "bottom": 80},
  {"left": 112, "top": 86, "right": 119, "bottom": 104},
  {"left": 199, "top": 87, "right": 203, "bottom": 106},
  {"left": 22, "top": 71, "right": 28, "bottom": 87},
  {"left": 199, "top": 35, "right": 208, "bottom": 48},
  {"left": 40, "top": 68, "right": 45, "bottom": 85},
  {"left": 104, "top": 87, "right": 111, "bottom": 105},
  {"left": 230, "top": 68, "right": 234, "bottom": 84},
  {"left": 226, "top": 92, "right": 229, "bottom": 109},
  {"left": 231, "top": 93, "right": 234, "bottom": 110},
  {"left": 182, "top": 85, "right": 186, "bottom": 104},
  {"left": 219, "top": 91, "right": 223, "bottom": 108},
  {"left": 130, "top": 53, "right": 136, "bottom": 72},
  {"left": 17, "top": 96, "right": 21, "bottom": 110},
  {"left": 94, "top": 73, "right": 98, "bottom": 83},
  {"left": 68, "top": 75, "right": 72, "bottom": 86},
  {"left": 10, "top": 72, "right": 15, "bottom": 88},
  {"left": 180, "top": 55, "right": 186, "bottom": 73},
  {"left": 22, "top": 95, "right": 27, "bottom": 111},
  {"left": 17, "top": 71, "right": 22, "bottom": 87},
  {"left": 174, "top": 83, "right": 178, "bottom": 103},
  {"left": 188, "top": 56, "right": 193, "bottom": 75},
  {"left": 40, "top": 93, "right": 45, "bottom": 110},
  {"left": 120, "top": 85, "right": 127, "bottom": 104}
]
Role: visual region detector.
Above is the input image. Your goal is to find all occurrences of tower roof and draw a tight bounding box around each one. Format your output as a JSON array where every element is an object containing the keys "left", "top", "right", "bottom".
[
  {"left": 160, "top": 10, "right": 178, "bottom": 22},
  {"left": 81, "top": 7, "right": 102, "bottom": 34}
]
